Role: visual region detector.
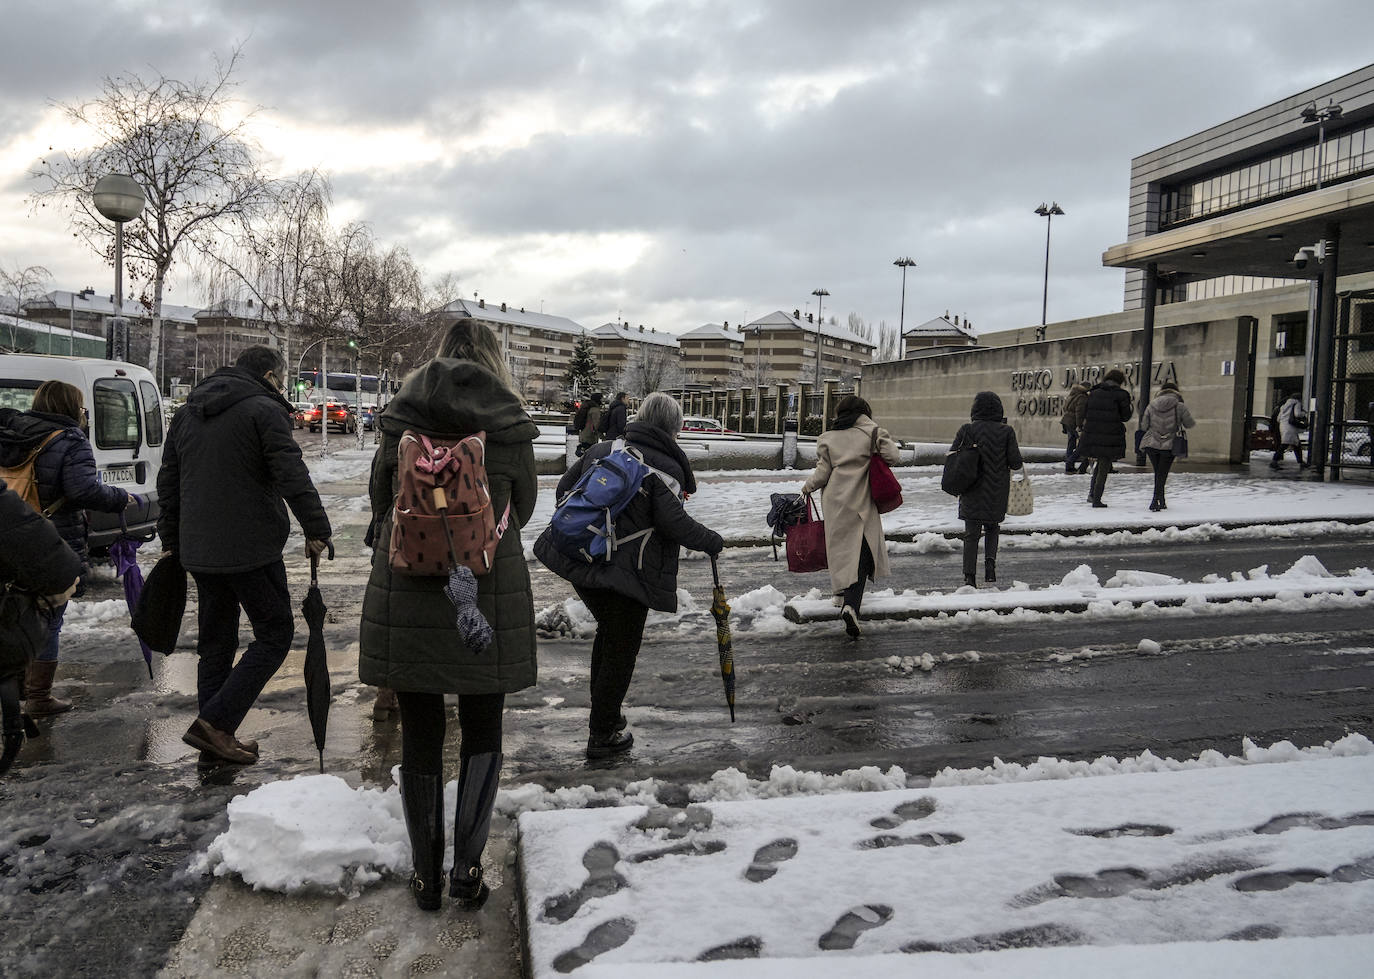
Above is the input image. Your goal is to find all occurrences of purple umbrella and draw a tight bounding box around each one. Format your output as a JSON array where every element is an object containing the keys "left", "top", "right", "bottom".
[{"left": 110, "top": 536, "right": 154, "bottom": 680}]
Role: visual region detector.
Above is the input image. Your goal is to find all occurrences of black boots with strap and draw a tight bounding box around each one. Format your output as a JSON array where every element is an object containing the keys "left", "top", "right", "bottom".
[
  {"left": 400, "top": 770, "right": 444, "bottom": 911},
  {"left": 450, "top": 751, "right": 503, "bottom": 910}
]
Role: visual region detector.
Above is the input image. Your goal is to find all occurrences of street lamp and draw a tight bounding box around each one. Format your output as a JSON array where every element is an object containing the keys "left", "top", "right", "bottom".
[
  {"left": 1033, "top": 202, "right": 1064, "bottom": 341},
  {"left": 893, "top": 257, "right": 916, "bottom": 357},
  {"left": 92, "top": 174, "right": 145, "bottom": 364},
  {"left": 810, "top": 287, "right": 829, "bottom": 387},
  {"left": 1300, "top": 100, "right": 1343, "bottom": 189}
]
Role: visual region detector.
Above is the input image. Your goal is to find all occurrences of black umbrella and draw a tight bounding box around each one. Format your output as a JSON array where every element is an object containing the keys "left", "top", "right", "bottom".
[
  {"left": 301, "top": 541, "right": 335, "bottom": 773},
  {"left": 131, "top": 553, "right": 187, "bottom": 656},
  {"left": 0, "top": 674, "right": 37, "bottom": 778},
  {"left": 709, "top": 554, "right": 736, "bottom": 722}
]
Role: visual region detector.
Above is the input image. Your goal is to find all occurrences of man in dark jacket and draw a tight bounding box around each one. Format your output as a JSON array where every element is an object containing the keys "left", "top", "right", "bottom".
[
  {"left": 158, "top": 345, "right": 332, "bottom": 765},
  {"left": 601, "top": 391, "right": 629, "bottom": 440},
  {"left": 1078, "top": 369, "right": 1134, "bottom": 507},
  {"left": 1, "top": 477, "right": 82, "bottom": 775},
  {"left": 535, "top": 392, "right": 722, "bottom": 759},
  {"left": 1059, "top": 382, "right": 1089, "bottom": 474}
]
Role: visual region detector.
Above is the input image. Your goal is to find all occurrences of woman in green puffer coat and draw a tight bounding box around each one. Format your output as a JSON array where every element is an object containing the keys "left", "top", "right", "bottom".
[{"left": 359, "top": 318, "right": 539, "bottom": 914}]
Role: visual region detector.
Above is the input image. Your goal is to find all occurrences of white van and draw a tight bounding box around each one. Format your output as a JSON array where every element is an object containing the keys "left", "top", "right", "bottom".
[{"left": 0, "top": 354, "right": 163, "bottom": 551}]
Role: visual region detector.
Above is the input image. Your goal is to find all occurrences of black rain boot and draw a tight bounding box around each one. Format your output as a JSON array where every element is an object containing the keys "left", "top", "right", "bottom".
[
  {"left": 962, "top": 573, "right": 977, "bottom": 588},
  {"left": 400, "top": 770, "right": 444, "bottom": 911},
  {"left": 984, "top": 563, "right": 996, "bottom": 584},
  {"left": 450, "top": 751, "right": 503, "bottom": 910}
]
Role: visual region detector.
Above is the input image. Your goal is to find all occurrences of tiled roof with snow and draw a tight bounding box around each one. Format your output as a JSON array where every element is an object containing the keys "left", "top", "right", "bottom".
[
  {"left": 903, "top": 315, "right": 976, "bottom": 340},
  {"left": 27, "top": 290, "right": 196, "bottom": 323},
  {"left": 745, "top": 309, "right": 876, "bottom": 347},
  {"left": 591, "top": 322, "right": 680, "bottom": 348},
  {"left": 442, "top": 299, "right": 585, "bottom": 336},
  {"left": 678, "top": 323, "right": 743, "bottom": 342}
]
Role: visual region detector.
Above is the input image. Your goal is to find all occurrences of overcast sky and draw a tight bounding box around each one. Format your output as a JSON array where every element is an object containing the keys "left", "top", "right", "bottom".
[{"left": 3, "top": 0, "right": 1372, "bottom": 338}]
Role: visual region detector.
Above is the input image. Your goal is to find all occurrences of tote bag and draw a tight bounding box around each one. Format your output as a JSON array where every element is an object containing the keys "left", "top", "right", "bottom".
[
  {"left": 1005, "top": 468, "right": 1034, "bottom": 517},
  {"left": 1170, "top": 404, "right": 1189, "bottom": 459},
  {"left": 941, "top": 437, "right": 980, "bottom": 496},
  {"left": 868, "top": 430, "right": 903, "bottom": 514},
  {"left": 785, "top": 495, "right": 828, "bottom": 573}
]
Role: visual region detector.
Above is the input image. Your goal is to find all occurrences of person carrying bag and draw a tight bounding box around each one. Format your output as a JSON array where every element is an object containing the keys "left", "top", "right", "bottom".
[{"left": 951, "top": 391, "right": 1022, "bottom": 588}]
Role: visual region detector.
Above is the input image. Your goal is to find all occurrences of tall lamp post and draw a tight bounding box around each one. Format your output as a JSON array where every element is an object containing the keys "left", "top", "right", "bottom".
[
  {"left": 1297, "top": 99, "right": 1341, "bottom": 189},
  {"left": 92, "top": 174, "right": 146, "bottom": 366},
  {"left": 1034, "top": 202, "right": 1064, "bottom": 342},
  {"left": 893, "top": 257, "right": 916, "bottom": 359},
  {"left": 810, "top": 287, "right": 829, "bottom": 387}
]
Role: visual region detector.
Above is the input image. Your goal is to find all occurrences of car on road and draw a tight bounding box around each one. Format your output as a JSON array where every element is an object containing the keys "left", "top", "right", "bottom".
[
  {"left": 307, "top": 401, "right": 356, "bottom": 434},
  {"left": 681, "top": 415, "right": 733, "bottom": 434},
  {"left": 1246, "top": 414, "right": 1278, "bottom": 452},
  {"left": 1339, "top": 420, "right": 1371, "bottom": 464},
  {"left": 292, "top": 401, "right": 313, "bottom": 429},
  {"left": 359, "top": 403, "right": 379, "bottom": 431}
]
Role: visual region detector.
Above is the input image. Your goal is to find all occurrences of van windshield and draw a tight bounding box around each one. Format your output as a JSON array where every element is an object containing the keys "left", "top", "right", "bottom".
[
  {"left": 92, "top": 377, "right": 140, "bottom": 450},
  {"left": 0, "top": 380, "right": 39, "bottom": 412}
]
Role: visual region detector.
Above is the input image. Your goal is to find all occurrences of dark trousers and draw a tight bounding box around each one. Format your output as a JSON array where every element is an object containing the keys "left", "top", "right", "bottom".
[
  {"left": 395, "top": 690, "right": 505, "bottom": 775},
  {"left": 1145, "top": 447, "right": 1174, "bottom": 502},
  {"left": 574, "top": 586, "right": 649, "bottom": 735},
  {"left": 1064, "top": 430, "right": 1080, "bottom": 472},
  {"left": 842, "top": 539, "right": 876, "bottom": 613},
  {"left": 191, "top": 561, "right": 294, "bottom": 734},
  {"left": 1273, "top": 442, "right": 1305, "bottom": 466},
  {"left": 1089, "top": 457, "right": 1113, "bottom": 502},
  {"left": 962, "top": 521, "right": 1000, "bottom": 576}
]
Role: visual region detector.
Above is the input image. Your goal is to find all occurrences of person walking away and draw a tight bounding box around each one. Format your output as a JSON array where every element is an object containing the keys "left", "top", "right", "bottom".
[
  {"left": 1, "top": 476, "right": 82, "bottom": 758},
  {"left": 1060, "top": 381, "right": 1089, "bottom": 474},
  {"left": 158, "top": 346, "right": 332, "bottom": 766},
  {"left": 951, "top": 392, "right": 1023, "bottom": 588},
  {"left": 1270, "top": 392, "right": 1308, "bottom": 470},
  {"left": 0, "top": 380, "right": 141, "bottom": 715},
  {"left": 1079, "top": 369, "right": 1133, "bottom": 508},
  {"left": 1139, "top": 381, "right": 1196, "bottom": 511},
  {"left": 535, "top": 392, "right": 723, "bottom": 758},
  {"left": 602, "top": 391, "right": 629, "bottom": 440},
  {"left": 800, "top": 395, "right": 900, "bottom": 638},
  {"left": 575, "top": 392, "right": 603, "bottom": 457},
  {"left": 359, "top": 318, "right": 540, "bottom": 912}
]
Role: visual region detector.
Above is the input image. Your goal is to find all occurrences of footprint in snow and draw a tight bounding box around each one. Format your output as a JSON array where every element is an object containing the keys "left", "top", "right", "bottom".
[
  {"left": 869, "top": 797, "right": 936, "bottom": 830},
  {"left": 552, "top": 917, "right": 635, "bottom": 973},
  {"left": 744, "top": 838, "right": 798, "bottom": 882},
  {"left": 818, "top": 904, "right": 893, "bottom": 951},
  {"left": 542, "top": 842, "right": 626, "bottom": 924}
]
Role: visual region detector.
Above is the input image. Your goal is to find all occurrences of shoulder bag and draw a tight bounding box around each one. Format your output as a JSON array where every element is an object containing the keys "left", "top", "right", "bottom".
[
  {"left": 1005, "top": 468, "right": 1034, "bottom": 516},
  {"left": 941, "top": 432, "right": 980, "bottom": 496},
  {"left": 868, "top": 430, "right": 902, "bottom": 514},
  {"left": 785, "top": 495, "right": 828, "bottom": 573},
  {"left": 1171, "top": 403, "right": 1189, "bottom": 459}
]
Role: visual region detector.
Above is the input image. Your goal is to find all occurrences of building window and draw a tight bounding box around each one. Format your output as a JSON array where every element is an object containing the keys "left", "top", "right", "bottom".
[{"left": 1273, "top": 311, "right": 1307, "bottom": 358}]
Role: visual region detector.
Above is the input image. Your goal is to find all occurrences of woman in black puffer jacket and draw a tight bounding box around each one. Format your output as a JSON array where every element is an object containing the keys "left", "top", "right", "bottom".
[
  {"left": 951, "top": 391, "right": 1022, "bottom": 588},
  {"left": 1078, "top": 369, "right": 1134, "bottom": 507},
  {"left": 0, "top": 381, "right": 135, "bottom": 715},
  {"left": 535, "top": 391, "right": 723, "bottom": 760}
]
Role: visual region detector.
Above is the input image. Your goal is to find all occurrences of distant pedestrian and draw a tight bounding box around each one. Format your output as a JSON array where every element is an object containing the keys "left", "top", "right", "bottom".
[
  {"left": 1079, "top": 369, "right": 1133, "bottom": 508},
  {"left": 801, "top": 395, "right": 900, "bottom": 637},
  {"left": 535, "top": 391, "right": 723, "bottom": 758},
  {"left": 158, "top": 346, "right": 332, "bottom": 767},
  {"left": 359, "top": 318, "right": 540, "bottom": 912},
  {"left": 951, "top": 391, "right": 1023, "bottom": 588},
  {"left": 575, "top": 392, "right": 603, "bottom": 456},
  {"left": 601, "top": 391, "right": 629, "bottom": 440},
  {"left": 1059, "top": 382, "right": 1089, "bottom": 474},
  {"left": 1139, "top": 381, "right": 1195, "bottom": 511},
  {"left": 0, "top": 380, "right": 141, "bottom": 715},
  {"left": 1270, "top": 392, "right": 1308, "bottom": 470}
]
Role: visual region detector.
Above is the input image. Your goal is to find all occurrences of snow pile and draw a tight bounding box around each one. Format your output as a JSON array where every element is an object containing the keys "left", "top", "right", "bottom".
[{"left": 1058, "top": 564, "right": 1100, "bottom": 590}]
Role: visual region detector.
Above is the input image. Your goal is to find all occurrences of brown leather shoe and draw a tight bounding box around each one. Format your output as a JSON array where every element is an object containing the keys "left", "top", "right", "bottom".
[{"left": 183, "top": 717, "right": 256, "bottom": 765}]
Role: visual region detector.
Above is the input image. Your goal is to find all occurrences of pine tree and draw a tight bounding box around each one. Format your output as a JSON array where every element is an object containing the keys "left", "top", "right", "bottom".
[{"left": 564, "top": 335, "right": 599, "bottom": 400}]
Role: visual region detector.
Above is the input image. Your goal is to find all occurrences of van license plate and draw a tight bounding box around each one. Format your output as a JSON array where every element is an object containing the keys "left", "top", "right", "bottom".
[{"left": 102, "top": 466, "right": 136, "bottom": 484}]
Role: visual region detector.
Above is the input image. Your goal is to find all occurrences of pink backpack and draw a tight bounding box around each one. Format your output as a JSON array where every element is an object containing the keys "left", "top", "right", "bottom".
[{"left": 389, "top": 431, "right": 509, "bottom": 576}]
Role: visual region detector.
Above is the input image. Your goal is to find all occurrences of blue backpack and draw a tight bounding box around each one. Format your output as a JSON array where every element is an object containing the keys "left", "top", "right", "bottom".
[{"left": 547, "top": 439, "right": 680, "bottom": 566}]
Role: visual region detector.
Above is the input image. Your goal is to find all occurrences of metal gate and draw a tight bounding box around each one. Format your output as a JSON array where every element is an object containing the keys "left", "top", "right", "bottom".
[{"left": 1328, "top": 290, "right": 1374, "bottom": 475}]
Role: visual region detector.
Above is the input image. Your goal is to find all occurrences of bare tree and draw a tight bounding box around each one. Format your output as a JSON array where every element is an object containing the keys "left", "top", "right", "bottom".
[
  {"left": 613, "top": 343, "right": 685, "bottom": 399},
  {"left": 0, "top": 263, "right": 52, "bottom": 348},
  {"left": 847, "top": 310, "right": 873, "bottom": 341},
  {"left": 875, "top": 320, "right": 900, "bottom": 361},
  {"left": 338, "top": 231, "right": 426, "bottom": 388},
  {"left": 30, "top": 47, "right": 272, "bottom": 381}
]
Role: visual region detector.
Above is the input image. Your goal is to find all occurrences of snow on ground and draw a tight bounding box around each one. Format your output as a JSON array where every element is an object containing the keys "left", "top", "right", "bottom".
[{"left": 193, "top": 736, "right": 1374, "bottom": 976}]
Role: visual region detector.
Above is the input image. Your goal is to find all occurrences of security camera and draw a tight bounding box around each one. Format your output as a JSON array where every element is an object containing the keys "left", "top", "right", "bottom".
[{"left": 1293, "top": 248, "right": 1310, "bottom": 270}]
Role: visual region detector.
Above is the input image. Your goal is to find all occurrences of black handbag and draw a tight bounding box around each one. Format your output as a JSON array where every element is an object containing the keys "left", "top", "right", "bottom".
[
  {"left": 941, "top": 435, "right": 981, "bottom": 496},
  {"left": 0, "top": 584, "right": 53, "bottom": 675}
]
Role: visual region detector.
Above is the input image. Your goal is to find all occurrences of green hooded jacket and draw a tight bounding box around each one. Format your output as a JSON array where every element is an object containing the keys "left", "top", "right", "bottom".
[{"left": 358, "top": 359, "right": 540, "bottom": 695}]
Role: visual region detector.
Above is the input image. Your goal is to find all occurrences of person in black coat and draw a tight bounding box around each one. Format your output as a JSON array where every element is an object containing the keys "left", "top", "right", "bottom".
[
  {"left": 951, "top": 391, "right": 1023, "bottom": 587},
  {"left": 1, "top": 477, "right": 82, "bottom": 776},
  {"left": 0, "top": 380, "right": 137, "bottom": 714},
  {"left": 601, "top": 391, "right": 629, "bottom": 440},
  {"left": 1077, "top": 369, "right": 1134, "bottom": 507},
  {"left": 535, "top": 391, "right": 723, "bottom": 759},
  {"left": 158, "top": 345, "right": 332, "bottom": 766}
]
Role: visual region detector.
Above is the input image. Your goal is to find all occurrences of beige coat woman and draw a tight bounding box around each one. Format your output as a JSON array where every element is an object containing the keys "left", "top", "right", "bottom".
[{"left": 801, "top": 414, "right": 900, "bottom": 596}]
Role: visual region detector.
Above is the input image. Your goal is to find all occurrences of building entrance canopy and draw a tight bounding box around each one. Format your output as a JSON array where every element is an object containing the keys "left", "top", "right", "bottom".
[{"left": 1102, "top": 174, "right": 1374, "bottom": 280}]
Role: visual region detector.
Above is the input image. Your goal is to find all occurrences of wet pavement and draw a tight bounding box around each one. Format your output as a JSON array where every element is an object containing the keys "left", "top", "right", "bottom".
[{"left": 2, "top": 453, "right": 1373, "bottom": 977}]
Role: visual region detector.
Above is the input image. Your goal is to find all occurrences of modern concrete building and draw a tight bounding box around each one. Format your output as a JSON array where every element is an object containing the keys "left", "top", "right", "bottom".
[
  {"left": 742, "top": 310, "right": 875, "bottom": 388},
  {"left": 678, "top": 322, "right": 745, "bottom": 388},
  {"left": 865, "top": 64, "right": 1374, "bottom": 474}
]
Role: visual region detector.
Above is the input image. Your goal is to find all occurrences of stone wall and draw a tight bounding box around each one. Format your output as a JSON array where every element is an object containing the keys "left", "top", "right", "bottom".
[{"left": 863, "top": 318, "right": 1251, "bottom": 463}]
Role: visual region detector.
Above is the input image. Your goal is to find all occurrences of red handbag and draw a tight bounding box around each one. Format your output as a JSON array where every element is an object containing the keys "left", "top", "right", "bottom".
[
  {"left": 786, "top": 495, "right": 828, "bottom": 573},
  {"left": 869, "top": 430, "right": 903, "bottom": 514}
]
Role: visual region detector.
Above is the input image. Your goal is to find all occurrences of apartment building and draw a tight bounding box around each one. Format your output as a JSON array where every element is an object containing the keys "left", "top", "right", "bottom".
[
  {"left": 589, "top": 322, "right": 680, "bottom": 389},
  {"left": 741, "top": 310, "right": 875, "bottom": 388},
  {"left": 677, "top": 322, "right": 745, "bottom": 387},
  {"left": 437, "top": 299, "right": 586, "bottom": 405}
]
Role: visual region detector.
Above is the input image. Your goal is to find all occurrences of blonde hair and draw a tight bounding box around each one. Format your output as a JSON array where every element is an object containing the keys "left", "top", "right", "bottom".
[{"left": 437, "top": 318, "right": 522, "bottom": 401}]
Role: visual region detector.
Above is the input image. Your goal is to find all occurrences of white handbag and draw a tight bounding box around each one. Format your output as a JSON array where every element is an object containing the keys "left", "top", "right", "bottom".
[{"left": 1005, "top": 468, "right": 1033, "bottom": 516}]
